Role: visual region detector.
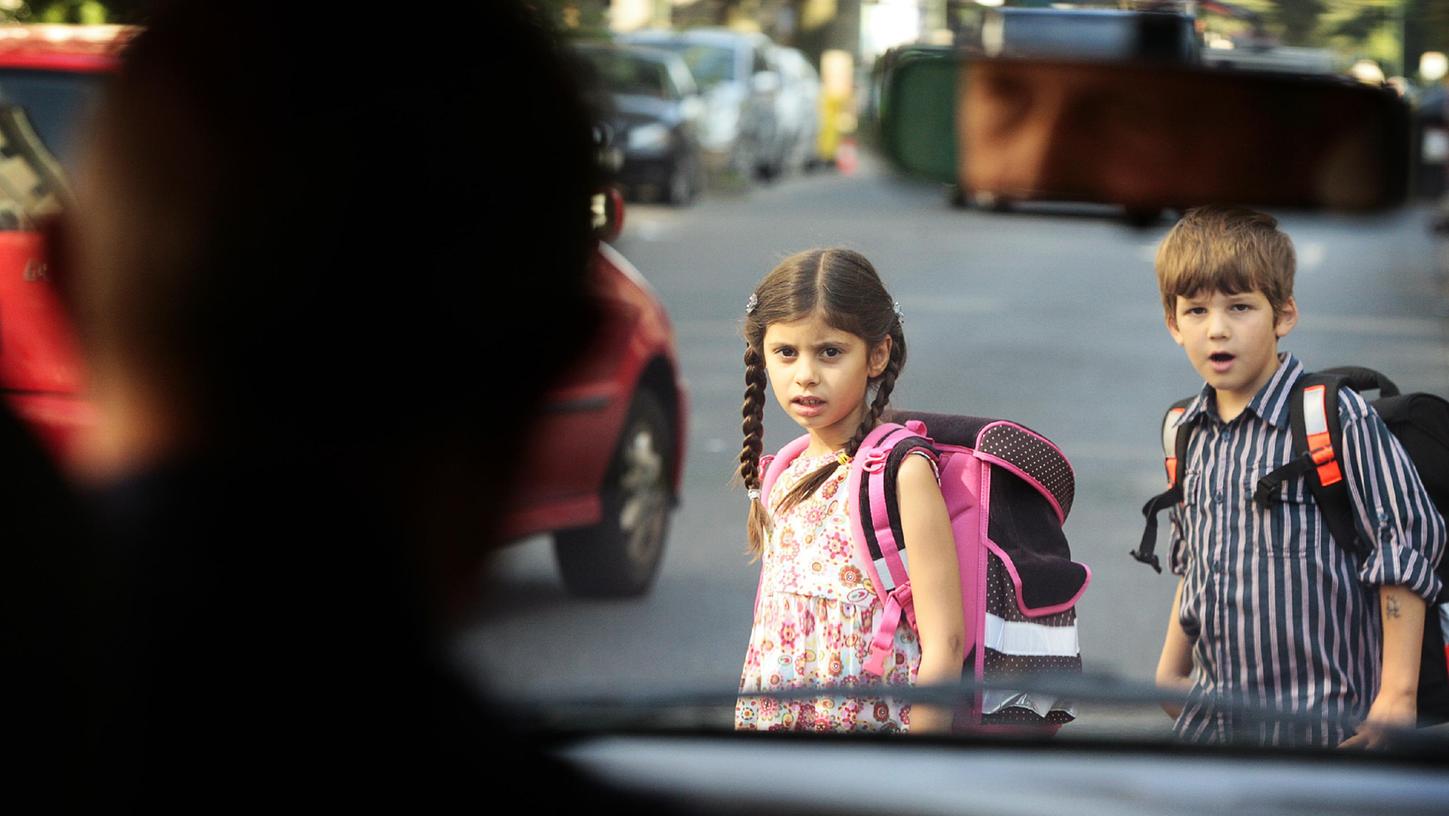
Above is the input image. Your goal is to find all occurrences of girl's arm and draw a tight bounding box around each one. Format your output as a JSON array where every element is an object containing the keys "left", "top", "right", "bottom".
[
  {"left": 897, "top": 454, "right": 964, "bottom": 735},
  {"left": 1155, "top": 578, "right": 1193, "bottom": 719}
]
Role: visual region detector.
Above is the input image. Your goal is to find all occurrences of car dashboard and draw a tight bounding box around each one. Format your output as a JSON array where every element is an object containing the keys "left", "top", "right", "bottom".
[{"left": 554, "top": 730, "right": 1449, "bottom": 816}]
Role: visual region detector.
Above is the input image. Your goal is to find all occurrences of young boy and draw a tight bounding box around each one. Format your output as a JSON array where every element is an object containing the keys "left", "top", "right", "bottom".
[{"left": 1152, "top": 206, "right": 1445, "bottom": 747}]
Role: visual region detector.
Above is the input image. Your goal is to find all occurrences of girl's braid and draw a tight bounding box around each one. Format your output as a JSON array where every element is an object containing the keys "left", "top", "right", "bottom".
[
  {"left": 739, "top": 345, "right": 772, "bottom": 555},
  {"left": 842, "top": 325, "right": 905, "bottom": 458},
  {"left": 738, "top": 345, "right": 767, "bottom": 491}
]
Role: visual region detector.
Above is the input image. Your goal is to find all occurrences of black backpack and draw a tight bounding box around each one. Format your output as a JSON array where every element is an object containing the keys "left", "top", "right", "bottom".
[{"left": 1134, "top": 367, "right": 1449, "bottom": 727}]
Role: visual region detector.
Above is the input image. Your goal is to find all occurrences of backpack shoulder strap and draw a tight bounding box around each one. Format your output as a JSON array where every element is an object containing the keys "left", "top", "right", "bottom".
[
  {"left": 1162, "top": 399, "right": 1193, "bottom": 489},
  {"left": 845, "top": 420, "right": 937, "bottom": 677},
  {"left": 1253, "top": 372, "right": 1366, "bottom": 555},
  {"left": 847, "top": 422, "right": 933, "bottom": 598},
  {"left": 1133, "top": 397, "right": 1195, "bottom": 573}
]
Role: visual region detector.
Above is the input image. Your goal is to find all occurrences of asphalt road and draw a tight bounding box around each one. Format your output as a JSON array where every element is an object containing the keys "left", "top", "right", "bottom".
[{"left": 457, "top": 151, "right": 1449, "bottom": 730}]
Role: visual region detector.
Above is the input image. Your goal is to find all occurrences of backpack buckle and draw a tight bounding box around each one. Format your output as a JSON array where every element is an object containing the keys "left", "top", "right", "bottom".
[
  {"left": 862, "top": 449, "right": 889, "bottom": 473},
  {"left": 1308, "top": 440, "right": 1342, "bottom": 486}
]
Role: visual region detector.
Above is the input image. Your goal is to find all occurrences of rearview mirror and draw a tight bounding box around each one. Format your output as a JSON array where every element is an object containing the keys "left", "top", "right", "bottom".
[{"left": 879, "top": 54, "right": 1411, "bottom": 212}]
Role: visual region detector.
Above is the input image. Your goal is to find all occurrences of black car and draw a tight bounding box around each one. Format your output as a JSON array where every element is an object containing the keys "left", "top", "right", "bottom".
[{"left": 574, "top": 42, "right": 705, "bottom": 206}]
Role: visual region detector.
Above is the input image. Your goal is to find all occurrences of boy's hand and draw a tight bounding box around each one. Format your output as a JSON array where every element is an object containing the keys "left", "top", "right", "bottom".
[
  {"left": 1341, "top": 586, "right": 1427, "bottom": 750},
  {"left": 1338, "top": 690, "right": 1416, "bottom": 750}
]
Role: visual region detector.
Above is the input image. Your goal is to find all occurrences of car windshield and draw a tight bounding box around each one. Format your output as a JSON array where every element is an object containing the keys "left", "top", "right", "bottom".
[
  {"left": 580, "top": 49, "right": 672, "bottom": 99},
  {"left": 649, "top": 41, "right": 736, "bottom": 89},
  {"left": 4, "top": 7, "right": 1448, "bottom": 787},
  {"left": 464, "top": 2, "right": 1449, "bottom": 755}
]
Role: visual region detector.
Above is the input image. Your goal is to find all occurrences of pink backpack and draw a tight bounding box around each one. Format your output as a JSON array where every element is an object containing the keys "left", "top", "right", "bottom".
[{"left": 758, "top": 411, "right": 1091, "bottom": 727}]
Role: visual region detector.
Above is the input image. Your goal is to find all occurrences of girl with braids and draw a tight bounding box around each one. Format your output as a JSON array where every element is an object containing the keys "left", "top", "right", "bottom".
[{"left": 734, "top": 249, "right": 963, "bottom": 734}]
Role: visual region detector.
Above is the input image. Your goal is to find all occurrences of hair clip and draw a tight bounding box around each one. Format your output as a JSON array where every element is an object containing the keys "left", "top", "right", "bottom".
[
  {"left": 745, "top": 292, "right": 758, "bottom": 315},
  {"left": 747, "top": 488, "right": 761, "bottom": 502},
  {"left": 892, "top": 300, "right": 904, "bottom": 325},
  {"left": 835, "top": 451, "right": 852, "bottom": 466}
]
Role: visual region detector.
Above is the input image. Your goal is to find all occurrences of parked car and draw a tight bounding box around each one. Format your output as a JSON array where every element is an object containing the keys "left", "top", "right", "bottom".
[
  {"left": 573, "top": 41, "right": 706, "bottom": 206},
  {"left": 0, "top": 24, "right": 688, "bottom": 599},
  {"left": 619, "top": 28, "right": 787, "bottom": 181},
  {"left": 770, "top": 46, "right": 821, "bottom": 174},
  {"left": 0, "top": 25, "right": 124, "bottom": 464}
]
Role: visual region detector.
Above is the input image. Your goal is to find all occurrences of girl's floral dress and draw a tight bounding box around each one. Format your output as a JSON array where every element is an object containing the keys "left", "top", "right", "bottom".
[{"left": 735, "top": 452, "right": 921, "bottom": 732}]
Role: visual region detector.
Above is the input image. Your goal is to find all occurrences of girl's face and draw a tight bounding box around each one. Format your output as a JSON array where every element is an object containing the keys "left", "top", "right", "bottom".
[{"left": 761, "top": 311, "right": 891, "bottom": 456}]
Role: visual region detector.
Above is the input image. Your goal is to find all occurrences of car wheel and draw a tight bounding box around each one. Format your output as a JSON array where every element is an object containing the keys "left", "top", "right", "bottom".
[{"left": 553, "top": 389, "right": 674, "bottom": 598}]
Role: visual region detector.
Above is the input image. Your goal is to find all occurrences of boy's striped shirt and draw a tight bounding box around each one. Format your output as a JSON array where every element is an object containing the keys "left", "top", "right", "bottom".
[{"left": 1168, "top": 353, "right": 1445, "bottom": 747}]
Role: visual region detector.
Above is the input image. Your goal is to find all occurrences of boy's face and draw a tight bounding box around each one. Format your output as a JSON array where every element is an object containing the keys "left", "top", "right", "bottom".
[{"left": 1167, "top": 289, "right": 1298, "bottom": 418}]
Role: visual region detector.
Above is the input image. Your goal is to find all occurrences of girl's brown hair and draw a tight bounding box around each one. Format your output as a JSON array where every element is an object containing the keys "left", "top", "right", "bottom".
[{"left": 737, "top": 248, "right": 906, "bottom": 556}]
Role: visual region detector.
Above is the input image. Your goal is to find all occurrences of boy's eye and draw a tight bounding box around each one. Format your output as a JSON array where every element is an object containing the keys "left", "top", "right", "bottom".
[
  {"left": 1182, "top": 306, "right": 1206, "bottom": 316},
  {"left": 821, "top": 347, "right": 842, "bottom": 359}
]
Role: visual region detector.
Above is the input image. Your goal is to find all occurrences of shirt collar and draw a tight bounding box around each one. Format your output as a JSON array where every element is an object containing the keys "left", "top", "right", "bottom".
[{"left": 1177, "top": 352, "right": 1303, "bottom": 429}]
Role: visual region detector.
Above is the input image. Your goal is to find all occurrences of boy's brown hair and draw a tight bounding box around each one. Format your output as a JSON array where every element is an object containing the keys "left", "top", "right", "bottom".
[{"left": 1156, "top": 206, "right": 1295, "bottom": 325}]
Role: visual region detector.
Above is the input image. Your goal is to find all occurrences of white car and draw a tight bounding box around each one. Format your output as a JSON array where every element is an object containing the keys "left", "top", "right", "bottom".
[
  {"left": 619, "top": 28, "right": 786, "bottom": 181},
  {"left": 770, "top": 46, "right": 821, "bottom": 174}
]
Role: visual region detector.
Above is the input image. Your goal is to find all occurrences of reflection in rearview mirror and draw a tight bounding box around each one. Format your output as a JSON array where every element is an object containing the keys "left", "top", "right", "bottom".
[
  {"left": 960, "top": 59, "right": 1410, "bottom": 212},
  {"left": 876, "top": 52, "right": 1411, "bottom": 212}
]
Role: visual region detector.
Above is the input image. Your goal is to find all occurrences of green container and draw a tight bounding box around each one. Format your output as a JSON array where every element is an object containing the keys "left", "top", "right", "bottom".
[{"left": 878, "top": 45, "right": 960, "bottom": 185}]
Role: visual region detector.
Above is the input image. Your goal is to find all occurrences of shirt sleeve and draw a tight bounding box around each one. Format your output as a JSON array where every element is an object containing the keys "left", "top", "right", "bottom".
[{"left": 1341, "top": 402, "right": 1445, "bottom": 601}]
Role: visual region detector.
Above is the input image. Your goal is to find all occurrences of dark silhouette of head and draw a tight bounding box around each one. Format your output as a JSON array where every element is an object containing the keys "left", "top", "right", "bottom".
[
  {"left": 36, "top": 1, "right": 607, "bottom": 803},
  {"left": 64, "top": 2, "right": 601, "bottom": 611}
]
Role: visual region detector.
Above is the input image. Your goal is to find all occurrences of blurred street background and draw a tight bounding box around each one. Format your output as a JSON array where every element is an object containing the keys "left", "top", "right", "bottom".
[
  {"left": 444, "top": 2, "right": 1449, "bottom": 731},
  {"left": 464, "top": 150, "right": 1449, "bottom": 729},
  {"left": 431, "top": 0, "right": 1449, "bottom": 734},
  {"left": 20, "top": 0, "right": 1444, "bottom": 730}
]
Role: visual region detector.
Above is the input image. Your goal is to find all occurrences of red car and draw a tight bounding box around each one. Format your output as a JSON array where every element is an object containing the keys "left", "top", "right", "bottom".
[{"left": 0, "top": 25, "right": 687, "bottom": 598}]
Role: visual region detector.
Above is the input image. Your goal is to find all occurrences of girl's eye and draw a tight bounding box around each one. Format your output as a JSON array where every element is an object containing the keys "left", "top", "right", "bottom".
[
  {"left": 821, "top": 347, "right": 841, "bottom": 359},
  {"left": 775, "top": 347, "right": 796, "bottom": 359}
]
